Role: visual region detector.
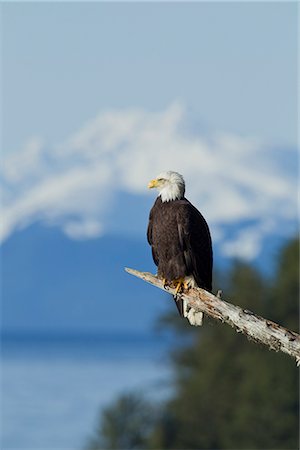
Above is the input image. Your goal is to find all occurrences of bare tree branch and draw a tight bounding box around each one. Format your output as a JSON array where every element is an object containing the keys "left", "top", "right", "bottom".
[{"left": 125, "top": 267, "right": 300, "bottom": 366}]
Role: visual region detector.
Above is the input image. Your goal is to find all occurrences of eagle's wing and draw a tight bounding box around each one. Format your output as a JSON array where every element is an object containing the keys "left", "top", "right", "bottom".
[
  {"left": 147, "top": 208, "right": 159, "bottom": 266},
  {"left": 147, "top": 209, "right": 153, "bottom": 245},
  {"left": 177, "top": 202, "right": 212, "bottom": 291}
]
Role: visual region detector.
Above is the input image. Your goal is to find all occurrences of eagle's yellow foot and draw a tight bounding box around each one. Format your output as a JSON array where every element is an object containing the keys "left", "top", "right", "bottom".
[
  {"left": 162, "top": 278, "right": 168, "bottom": 288},
  {"left": 174, "top": 278, "right": 189, "bottom": 294}
]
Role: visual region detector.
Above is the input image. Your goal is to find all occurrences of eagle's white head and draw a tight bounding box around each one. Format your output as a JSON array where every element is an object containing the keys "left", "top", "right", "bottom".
[{"left": 148, "top": 171, "right": 185, "bottom": 202}]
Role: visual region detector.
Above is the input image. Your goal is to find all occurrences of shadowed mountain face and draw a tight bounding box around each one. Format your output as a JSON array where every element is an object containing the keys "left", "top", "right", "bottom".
[
  {"left": 1, "top": 223, "right": 292, "bottom": 335},
  {"left": 1, "top": 224, "right": 169, "bottom": 334}
]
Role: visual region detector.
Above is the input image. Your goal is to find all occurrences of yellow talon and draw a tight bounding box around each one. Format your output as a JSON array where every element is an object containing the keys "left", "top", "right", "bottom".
[{"left": 174, "top": 278, "right": 188, "bottom": 294}]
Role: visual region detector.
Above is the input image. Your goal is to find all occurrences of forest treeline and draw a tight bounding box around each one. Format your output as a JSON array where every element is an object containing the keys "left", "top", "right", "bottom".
[{"left": 87, "top": 237, "right": 299, "bottom": 450}]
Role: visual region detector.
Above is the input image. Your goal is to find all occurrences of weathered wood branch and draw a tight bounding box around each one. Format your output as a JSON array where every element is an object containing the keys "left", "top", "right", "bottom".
[{"left": 125, "top": 267, "right": 300, "bottom": 365}]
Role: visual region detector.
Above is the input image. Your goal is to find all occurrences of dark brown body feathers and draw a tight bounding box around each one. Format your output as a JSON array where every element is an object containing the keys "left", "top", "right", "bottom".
[{"left": 147, "top": 196, "right": 213, "bottom": 292}]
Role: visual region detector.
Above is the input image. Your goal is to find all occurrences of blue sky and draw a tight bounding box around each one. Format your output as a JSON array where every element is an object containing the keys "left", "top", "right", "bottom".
[
  {"left": 1, "top": 2, "right": 298, "bottom": 261},
  {"left": 2, "top": 2, "right": 297, "bottom": 153}
]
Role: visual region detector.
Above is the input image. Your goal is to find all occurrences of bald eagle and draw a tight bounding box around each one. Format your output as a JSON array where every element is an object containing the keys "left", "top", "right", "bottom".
[{"left": 147, "top": 171, "right": 213, "bottom": 325}]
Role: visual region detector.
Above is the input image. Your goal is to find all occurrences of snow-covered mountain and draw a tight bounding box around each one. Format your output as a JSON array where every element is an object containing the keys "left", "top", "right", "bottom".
[{"left": 2, "top": 104, "right": 297, "bottom": 261}]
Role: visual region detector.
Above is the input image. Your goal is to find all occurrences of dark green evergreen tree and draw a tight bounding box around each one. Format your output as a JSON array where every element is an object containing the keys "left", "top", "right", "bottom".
[
  {"left": 268, "top": 237, "right": 299, "bottom": 331},
  {"left": 149, "top": 238, "right": 299, "bottom": 449},
  {"left": 86, "top": 392, "right": 156, "bottom": 450}
]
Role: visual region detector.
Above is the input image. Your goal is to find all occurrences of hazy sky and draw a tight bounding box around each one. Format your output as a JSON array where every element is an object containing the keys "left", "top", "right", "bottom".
[{"left": 2, "top": 2, "right": 298, "bottom": 154}]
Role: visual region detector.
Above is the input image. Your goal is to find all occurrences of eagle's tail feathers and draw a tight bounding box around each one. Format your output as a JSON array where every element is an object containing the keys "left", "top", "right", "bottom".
[{"left": 173, "top": 295, "right": 185, "bottom": 317}]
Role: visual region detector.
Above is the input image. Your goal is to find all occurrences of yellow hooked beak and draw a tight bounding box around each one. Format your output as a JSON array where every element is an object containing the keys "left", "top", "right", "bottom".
[{"left": 148, "top": 179, "right": 159, "bottom": 189}]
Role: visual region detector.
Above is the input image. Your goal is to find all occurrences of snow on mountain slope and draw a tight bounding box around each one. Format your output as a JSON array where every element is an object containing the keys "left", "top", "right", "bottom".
[{"left": 1, "top": 104, "right": 297, "bottom": 262}]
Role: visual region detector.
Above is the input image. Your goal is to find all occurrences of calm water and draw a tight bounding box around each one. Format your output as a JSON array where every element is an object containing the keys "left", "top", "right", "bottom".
[{"left": 1, "top": 333, "right": 172, "bottom": 450}]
